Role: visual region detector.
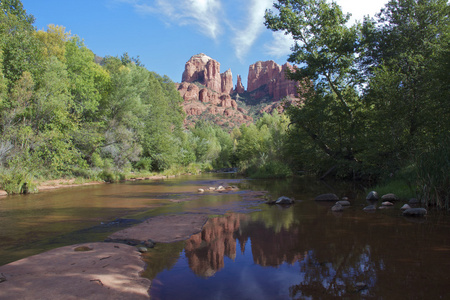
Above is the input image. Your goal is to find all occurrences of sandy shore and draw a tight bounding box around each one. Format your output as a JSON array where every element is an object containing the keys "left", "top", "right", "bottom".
[
  {"left": 0, "top": 213, "right": 210, "bottom": 299},
  {"left": 0, "top": 175, "right": 178, "bottom": 196}
]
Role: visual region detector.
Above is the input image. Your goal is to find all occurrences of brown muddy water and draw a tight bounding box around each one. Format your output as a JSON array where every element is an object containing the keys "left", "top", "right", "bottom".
[{"left": 0, "top": 174, "right": 449, "bottom": 299}]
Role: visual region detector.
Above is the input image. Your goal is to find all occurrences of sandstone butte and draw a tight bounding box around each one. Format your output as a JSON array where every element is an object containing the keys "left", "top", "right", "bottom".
[{"left": 177, "top": 53, "right": 301, "bottom": 128}]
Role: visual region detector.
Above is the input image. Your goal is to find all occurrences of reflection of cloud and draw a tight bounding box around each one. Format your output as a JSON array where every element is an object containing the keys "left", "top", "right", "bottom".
[
  {"left": 231, "top": 0, "right": 273, "bottom": 61},
  {"left": 117, "top": 0, "right": 222, "bottom": 39},
  {"left": 264, "top": 31, "right": 295, "bottom": 58}
]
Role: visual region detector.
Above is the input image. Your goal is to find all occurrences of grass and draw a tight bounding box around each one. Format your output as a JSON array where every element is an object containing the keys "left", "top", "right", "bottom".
[{"left": 372, "top": 178, "right": 416, "bottom": 201}]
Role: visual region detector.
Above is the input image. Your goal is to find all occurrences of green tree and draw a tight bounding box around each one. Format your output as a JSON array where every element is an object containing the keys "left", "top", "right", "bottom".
[
  {"left": 0, "top": 0, "right": 34, "bottom": 24},
  {"left": 0, "top": 0, "right": 42, "bottom": 88},
  {"left": 265, "top": 0, "right": 366, "bottom": 178},
  {"left": 65, "top": 36, "right": 110, "bottom": 120},
  {"left": 235, "top": 113, "right": 292, "bottom": 178},
  {"left": 362, "top": 0, "right": 450, "bottom": 206},
  {"left": 98, "top": 62, "right": 148, "bottom": 169},
  {"left": 363, "top": 0, "right": 449, "bottom": 150},
  {"left": 35, "top": 24, "right": 70, "bottom": 62},
  {"left": 141, "top": 73, "right": 185, "bottom": 170}
]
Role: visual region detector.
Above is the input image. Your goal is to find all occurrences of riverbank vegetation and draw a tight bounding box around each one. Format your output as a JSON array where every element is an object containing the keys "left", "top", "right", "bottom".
[
  {"left": 0, "top": 0, "right": 448, "bottom": 208},
  {"left": 264, "top": 0, "right": 449, "bottom": 208}
]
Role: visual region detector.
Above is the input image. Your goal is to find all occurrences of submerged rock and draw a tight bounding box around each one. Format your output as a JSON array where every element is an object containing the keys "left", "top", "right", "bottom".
[
  {"left": 276, "top": 196, "right": 294, "bottom": 205},
  {"left": 331, "top": 203, "right": 343, "bottom": 212},
  {"left": 400, "top": 204, "right": 411, "bottom": 210},
  {"left": 314, "top": 193, "right": 339, "bottom": 201},
  {"left": 336, "top": 200, "right": 351, "bottom": 206},
  {"left": 403, "top": 208, "right": 427, "bottom": 217},
  {"left": 381, "top": 193, "right": 398, "bottom": 201},
  {"left": 266, "top": 196, "right": 294, "bottom": 205},
  {"left": 363, "top": 205, "right": 377, "bottom": 211},
  {"left": 137, "top": 247, "right": 148, "bottom": 253},
  {"left": 366, "top": 191, "right": 379, "bottom": 201}
]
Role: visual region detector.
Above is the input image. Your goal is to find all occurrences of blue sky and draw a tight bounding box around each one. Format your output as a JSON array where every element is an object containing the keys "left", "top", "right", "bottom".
[{"left": 21, "top": 0, "right": 389, "bottom": 88}]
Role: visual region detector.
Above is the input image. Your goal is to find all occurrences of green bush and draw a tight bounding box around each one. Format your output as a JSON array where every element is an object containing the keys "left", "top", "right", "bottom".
[
  {"left": 0, "top": 168, "right": 37, "bottom": 194},
  {"left": 134, "top": 157, "right": 153, "bottom": 171},
  {"left": 99, "top": 169, "right": 125, "bottom": 182},
  {"left": 416, "top": 141, "right": 450, "bottom": 209},
  {"left": 249, "top": 161, "right": 293, "bottom": 179},
  {"left": 372, "top": 178, "right": 416, "bottom": 201}
]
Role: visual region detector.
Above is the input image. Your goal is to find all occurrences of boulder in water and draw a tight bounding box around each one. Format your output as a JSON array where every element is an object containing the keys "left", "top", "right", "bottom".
[
  {"left": 363, "top": 205, "right": 377, "bottom": 211},
  {"left": 331, "top": 203, "right": 343, "bottom": 212},
  {"left": 336, "top": 200, "right": 351, "bottom": 206},
  {"left": 400, "top": 204, "right": 411, "bottom": 210},
  {"left": 276, "top": 196, "right": 294, "bottom": 205},
  {"left": 381, "top": 193, "right": 398, "bottom": 201},
  {"left": 366, "top": 191, "right": 379, "bottom": 201},
  {"left": 403, "top": 208, "right": 427, "bottom": 217},
  {"left": 314, "top": 193, "right": 339, "bottom": 201}
]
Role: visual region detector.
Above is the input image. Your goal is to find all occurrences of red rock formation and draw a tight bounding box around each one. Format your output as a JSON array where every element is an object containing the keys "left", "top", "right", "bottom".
[
  {"left": 181, "top": 53, "right": 232, "bottom": 94},
  {"left": 178, "top": 82, "right": 199, "bottom": 102},
  {"left": 178, "top": 54, "right": 301, "bottom": 130},
  {"left": 199, "top": 88, "right": 209, "bottom": 103},
  {"left": 183, "top": 101, "right": 206, "bottom": 115},
  {"left": 220, "top": 94, "right": 232, "bottom": 107},
  {"left": 235, "top": 75, "right": 245, "bottom": 94},
  {"left": 204, "top": 59, "right": 221, "bottom": 92},
  {"left": 247, "top": 61, "right": 298, "bottom": 100},
  {"left": 221, "top": 69, "right": 233, "bottom": 94},
  {"left": 247, "top": 60, "right": 281, "bottom": 92},
  {"left": 181, "top": 53, "right": 210, "bottom": 83},
  {"left": 269, "top": 63, "right": 298, "bottom": 100}
]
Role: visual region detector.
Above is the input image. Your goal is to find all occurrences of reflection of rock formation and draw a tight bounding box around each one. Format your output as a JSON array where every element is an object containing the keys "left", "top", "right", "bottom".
[
  {"left": 236, "top": 223, "right": 304, "bottom": 267},
  {"left": 184, "top": 213, "right": 306, "bottom": 277},
  {"left": 184, "top": 215, "right": 242, "bottom": 278}
]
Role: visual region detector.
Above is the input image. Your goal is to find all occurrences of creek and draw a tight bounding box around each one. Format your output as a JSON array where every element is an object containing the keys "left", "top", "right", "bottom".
[{"left": 0, "top": 173, "right": 449, "bottom": 299}]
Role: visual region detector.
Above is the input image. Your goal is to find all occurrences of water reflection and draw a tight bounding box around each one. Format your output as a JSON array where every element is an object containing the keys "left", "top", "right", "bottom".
[{"left": 148, "top": 197, "right": 450, "bottom": 300}]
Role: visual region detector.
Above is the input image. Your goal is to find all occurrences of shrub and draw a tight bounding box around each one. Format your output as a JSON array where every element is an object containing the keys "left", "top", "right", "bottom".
[
  {"left": 0, "top": 168, "right": 37, "bottom": 194},
  {"left": 416, "top": 141, "right": 450, "bottom": 209},
  {"left": 249, "top": 161, "right": 293, "bottom": 179}
]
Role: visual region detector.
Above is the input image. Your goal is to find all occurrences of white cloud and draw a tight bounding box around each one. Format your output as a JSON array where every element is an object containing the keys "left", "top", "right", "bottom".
[
  {"left": 118, "top": 0, "right": 222, "bottom": 40},
  {"left": 231, "top": 0, "right": 274, "bottom": 61},
  {"left": 335, "top": 0, "right": 389, "bottom": 24},
  {"left": 264, "top": 31, "right": 295, "bottom": 58}
]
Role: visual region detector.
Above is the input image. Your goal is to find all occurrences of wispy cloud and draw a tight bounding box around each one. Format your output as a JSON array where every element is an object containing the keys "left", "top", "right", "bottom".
[
  {"left": 231, "top": 0, "right": 273, "bottom": 61},
  {"left": 264, "top": 31, "right": 295, "bottom": 58},
  {"left": 117, "top": 0, "right": 222, "bottom": 40}
]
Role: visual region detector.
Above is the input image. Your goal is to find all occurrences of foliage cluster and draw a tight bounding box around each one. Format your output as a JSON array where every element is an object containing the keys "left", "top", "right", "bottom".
[
  {"left": 0, "top": 0, "right": 227, "bottom": 193},
  {"left": 0, "top": 0, "right": 448, "bottom": 209},
  {"left": 265, "top": 0, "right": 449, "bottom": 207}
]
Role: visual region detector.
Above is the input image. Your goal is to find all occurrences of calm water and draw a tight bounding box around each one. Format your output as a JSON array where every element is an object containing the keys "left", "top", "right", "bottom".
[{"left": 0, "top": 174, "right": 449, "bottom": 299}]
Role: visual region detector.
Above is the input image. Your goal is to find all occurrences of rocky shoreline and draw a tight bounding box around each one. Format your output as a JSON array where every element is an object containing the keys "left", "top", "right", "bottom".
[{"left": 0, "top": 213, "right": 209, "bottom": 299}]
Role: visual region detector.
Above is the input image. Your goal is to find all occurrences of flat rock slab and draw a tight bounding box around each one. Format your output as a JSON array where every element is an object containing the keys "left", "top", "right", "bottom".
[
  {"left": 0, "top": 242, "right": 151, "bottom": 300},
  {"left": 108, "top": 214, "right": 209, "bottom": 243}
]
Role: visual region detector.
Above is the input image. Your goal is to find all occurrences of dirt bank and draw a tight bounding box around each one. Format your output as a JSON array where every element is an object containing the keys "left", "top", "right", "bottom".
[{"left": 0, "top": 174, "right": 178, "bottom": 196}]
